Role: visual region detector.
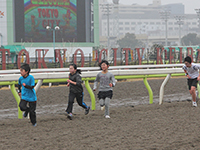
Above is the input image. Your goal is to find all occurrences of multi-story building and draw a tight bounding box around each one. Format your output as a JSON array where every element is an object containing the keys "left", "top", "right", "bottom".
[{"left": 99, "top": 0, "right": 199, "bottom": 47}]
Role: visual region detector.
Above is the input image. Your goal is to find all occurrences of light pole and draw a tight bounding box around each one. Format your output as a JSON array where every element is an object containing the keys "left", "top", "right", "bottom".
[
  {"left": 0, "top": 33, "right": 3, "bottom": 47},
  {"left": 195, "top": 9, "right": 200, "bottom": 34},
  {"left": 112, "top": 0, "right": 119, "bottom": 47},
  {"left": 106, "top": 3, "right": 110, "bottom": 49},
  {"left": 46, "top": 25, "right": 60, "bottom": 62},
  {"left": 174, "top": 15, "right": 184, "bottom": 46},
  {"left": 160, "top": 10, "right": 170, "bottom": 46},
  {"left": 100, "top": 2, "right": 112, "bottom": 49}
]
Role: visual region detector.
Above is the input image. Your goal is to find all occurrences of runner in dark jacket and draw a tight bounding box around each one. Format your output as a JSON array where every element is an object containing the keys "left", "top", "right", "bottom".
[
  {"left": 66, "top": 64, "right": 90, "bottom": 120},
  {"left": 68, "top": 71, "right": 83, "bottom": 93}
]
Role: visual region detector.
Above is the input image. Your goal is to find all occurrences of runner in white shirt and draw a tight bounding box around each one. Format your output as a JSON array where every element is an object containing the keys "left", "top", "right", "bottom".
[{"left": 183, "top": 56, "right": 200, "bottom": 107}]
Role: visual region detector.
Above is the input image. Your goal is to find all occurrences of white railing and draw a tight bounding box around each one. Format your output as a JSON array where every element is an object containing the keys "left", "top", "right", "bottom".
[
  {"left": 0, "top": 64, "right": 184, "bottom": 74},
  {"left": 0, "top": 68, "right": 183, "bottom": 81},
  {"left": 0, "top": 64, "right": 189, "bottom": 119}
]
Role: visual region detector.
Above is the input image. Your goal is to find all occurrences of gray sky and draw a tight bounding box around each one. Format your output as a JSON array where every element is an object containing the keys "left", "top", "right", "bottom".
[{"left": 112, "top": 0, "right": 200, "bottom": 14}]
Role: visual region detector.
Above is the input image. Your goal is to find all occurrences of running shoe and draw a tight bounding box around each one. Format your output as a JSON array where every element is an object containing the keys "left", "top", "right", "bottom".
[
  {"left": 67, "top": 113, "right": 73, "bottom": 120},
  {"left": 101, "top": 106, "right": 105, "bottom": 111},
  {"left": 193, "top": 101, "right": 197, "bottom": 107},
  {"left": 85, "top": 106, "right": 90, "bottom": 115},
  {"left": 105, "top": 115, "right": 110, "bottom": 119},
  {"left": 23, "top": 111, "right": 28, "bottom": 118}
]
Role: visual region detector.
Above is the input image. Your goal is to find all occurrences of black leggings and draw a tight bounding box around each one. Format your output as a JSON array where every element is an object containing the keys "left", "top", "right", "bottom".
[
  {"left": 19, "top": 99, "right": 37, "bottom": 125},
  {"left": 66, "top": 92, "right": 88, "bottom": 114}
]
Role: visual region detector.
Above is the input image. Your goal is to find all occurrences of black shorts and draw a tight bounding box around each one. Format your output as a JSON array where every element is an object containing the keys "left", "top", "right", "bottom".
[
  {"left": 98, "top": 90, "right": 113, "bottom": 99},
  {"left": 187, "top": 78, "right": 198, "bottom": 90}
]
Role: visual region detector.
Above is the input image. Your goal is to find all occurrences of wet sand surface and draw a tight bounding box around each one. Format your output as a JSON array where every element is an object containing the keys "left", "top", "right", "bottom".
[{"left": 1, "top": 77, "right": 200, "bottom": 150}]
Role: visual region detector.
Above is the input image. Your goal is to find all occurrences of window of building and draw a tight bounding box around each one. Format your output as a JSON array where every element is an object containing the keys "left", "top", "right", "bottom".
[
  {"left": 119, "top": 22, "right": 123, "bottom": 25},
  {"left": 150, "top": 22, "right": 154, "bottom": 25},
  {"left": 192, "top": 22, "right": 197, "bottom": 25},
  {"left": 169, "top": 22, "right": 173, "bottom": 25},
  {"left": 131, "top": 27, "right": 135, "bottom": 30},
  {"left": 156, "top": 22, "right": 161, "bottom": 25},
  {"left": 169, "top": 27, "right": 173, "bottom": 30},
  {"left": 119, "top": 27, "right": 123, "bottom": 30},
  {"left": 131, "top": 22, "right": 136, "bottom": 25},
  {"left": 125, "top": 27, "right": 130, "bottom": 30},
  {"left": 138, "top": 22, "right": 142, "bottom": 25},
  {"left": 125, "top": 22, "right": 130, "bottom": 25}
]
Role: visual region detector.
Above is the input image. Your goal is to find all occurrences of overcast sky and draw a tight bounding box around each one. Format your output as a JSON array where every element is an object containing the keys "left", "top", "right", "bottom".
[{"left": 109, "top": 0, "right": 200, "bottom": 14}]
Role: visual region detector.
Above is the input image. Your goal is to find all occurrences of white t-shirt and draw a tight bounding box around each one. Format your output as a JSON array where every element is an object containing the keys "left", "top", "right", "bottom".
[{"left": 182, "top": 63, "right": 200, "bottom": 79}]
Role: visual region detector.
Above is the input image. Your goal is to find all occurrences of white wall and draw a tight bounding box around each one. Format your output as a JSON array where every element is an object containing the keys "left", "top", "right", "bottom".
[{"left": 0, "top": 0, "right": 7, "bottom": 46}]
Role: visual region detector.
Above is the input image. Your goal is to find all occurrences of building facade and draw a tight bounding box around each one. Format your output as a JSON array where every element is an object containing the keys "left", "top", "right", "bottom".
[{"left": 99, "top": 0, "right": 199, "bottom": 47}]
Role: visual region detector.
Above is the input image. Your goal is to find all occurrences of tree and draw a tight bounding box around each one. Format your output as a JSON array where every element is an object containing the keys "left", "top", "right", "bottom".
[
  {"left": 181, "top": 33, "right": 200, "bottom": 46},
  {"left": 150, "top": 44, "right": 164, "bottom": 53},
  {"left": 117, "top": 33, "right": 144, "bottom": 49},
  {"left": 149, "top": 44, "right": 164, "bottom": 60}
]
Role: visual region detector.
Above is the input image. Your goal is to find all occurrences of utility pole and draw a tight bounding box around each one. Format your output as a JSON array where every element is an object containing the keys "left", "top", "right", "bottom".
[
  {"left": 174, "top": 15, "right": 184, "bottom": 46},
  {"left": 160, "top": 10, "right": 170, "bottom": 46},
  {"left": 46, "top": 25, "right": 60, "bottom": 62},
  {"left": 100, "top": 2, "right": 112, "bottom": 49},
  {"left": 0, "top": 33, "right": 3, "bottom": 47},
  {"left": 195, "top": 9, "right": 200, "bottom": 34},
  {"left": 106, "top": 3, "right": 110, "bottom": 49},
  {"left": 112, "top": 0, "right": 119, "bottom": 47}
]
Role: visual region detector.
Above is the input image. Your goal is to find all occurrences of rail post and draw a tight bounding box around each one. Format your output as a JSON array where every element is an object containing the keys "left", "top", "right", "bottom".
[
  {"left": 35, "top": 79, "right": 43, "bottom": 93},
  {"left": 143, "top": 77, "right": 153, "bottom": 104},
  {"left": 10, "top": 84, "right": 23, "bottom": 119},
  {"left": 159, "top": 74, "right": 171, "bottom": 105},
  {"left": 84, "top": 80, "right": 96, "bottom": 110},
  {"left": 197, "top": 82, "right": 200, "bottom": 98}
]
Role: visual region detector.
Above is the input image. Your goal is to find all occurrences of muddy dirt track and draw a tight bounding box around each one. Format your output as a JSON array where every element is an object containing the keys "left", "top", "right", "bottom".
[{"left": 1, "top": 77, "right": 200, "bottom": 150}]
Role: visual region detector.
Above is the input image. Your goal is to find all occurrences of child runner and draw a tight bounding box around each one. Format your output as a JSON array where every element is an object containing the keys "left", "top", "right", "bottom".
[
  {"left": 66, "top": 64, "right": 90, "bottom": 120},
  {"left": 183, "top": 56, "right": 200, "bottom": 107},
  {"left": 93, "top": 60, "right": 116, "bottom": 119},
  {"left": 18, "top": 64, "right": 37, "bottom": 126}
]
